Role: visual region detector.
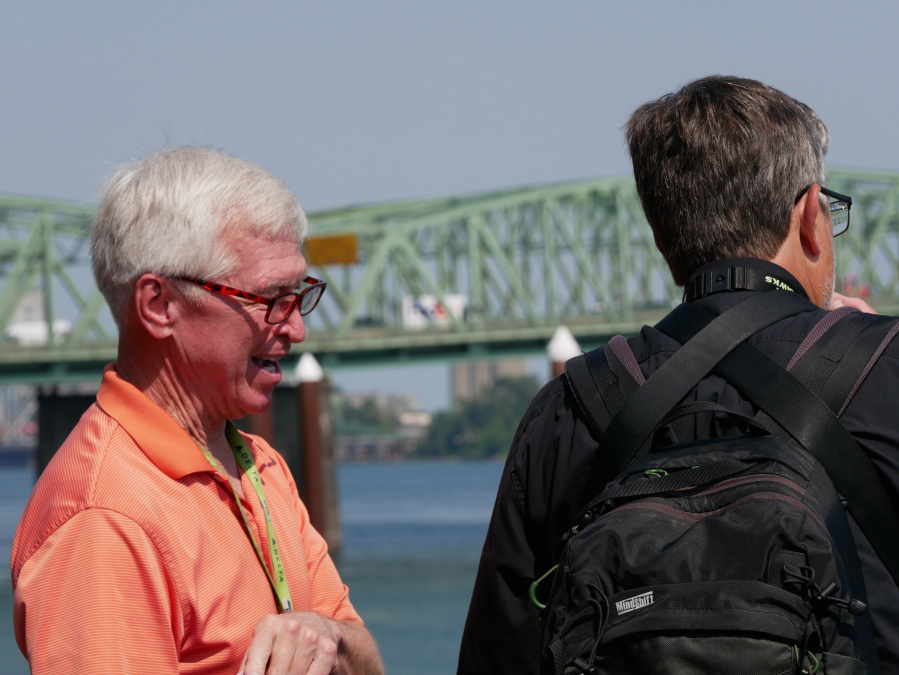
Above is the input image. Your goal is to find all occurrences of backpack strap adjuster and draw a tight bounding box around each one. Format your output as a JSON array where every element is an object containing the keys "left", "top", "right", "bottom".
[{"left": 685, "top": 268, "right": 734, "bottom": 301}]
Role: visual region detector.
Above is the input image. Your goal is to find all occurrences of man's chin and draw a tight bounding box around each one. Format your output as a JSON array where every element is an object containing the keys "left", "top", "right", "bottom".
[{"left": 234, "top": 390, "right": 276, "bottom": 420}]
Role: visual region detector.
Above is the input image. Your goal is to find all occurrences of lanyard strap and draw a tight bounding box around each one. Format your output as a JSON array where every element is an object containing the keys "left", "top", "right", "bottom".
[{"left": 198, "top": 421, "right": 293, "bottom": 613}]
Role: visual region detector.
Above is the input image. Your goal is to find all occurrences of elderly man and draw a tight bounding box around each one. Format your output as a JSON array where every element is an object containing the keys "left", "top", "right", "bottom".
[
  {"left": 11, "top": 147, "right": 382, "bottom": 675},
  {"left": 458, "top": 76, "right": 899, "bottom": 674}
]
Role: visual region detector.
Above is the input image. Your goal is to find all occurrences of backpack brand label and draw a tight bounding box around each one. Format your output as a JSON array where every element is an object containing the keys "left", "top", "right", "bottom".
[{"left": 615, "top": 591, "right": 654, "bottom": 615}]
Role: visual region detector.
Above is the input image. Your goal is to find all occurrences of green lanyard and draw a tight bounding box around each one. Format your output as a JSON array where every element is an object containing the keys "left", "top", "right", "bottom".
[{"left": 198, "top": 421, "right": 293, "bottom": 614}]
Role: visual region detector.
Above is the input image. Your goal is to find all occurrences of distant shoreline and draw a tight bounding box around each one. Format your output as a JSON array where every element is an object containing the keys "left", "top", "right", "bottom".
[
  {"left": 0, "top": 449, "right": 505, "bottom": 470},
  {"left": 337, "top": 454, "right": 506, "bottom": 464},
  {"left": 0, "top": 442, "right": 509, "bottom": 470}
]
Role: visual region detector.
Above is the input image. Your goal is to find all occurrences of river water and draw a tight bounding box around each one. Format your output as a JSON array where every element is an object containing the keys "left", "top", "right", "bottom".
[{"left": 0, "top": 460, "right": 503, "bottom": 675}]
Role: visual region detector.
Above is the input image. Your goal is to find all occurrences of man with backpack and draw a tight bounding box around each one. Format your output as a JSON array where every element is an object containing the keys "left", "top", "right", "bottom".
[{"left": 457, "top": 76, "right": 899, "bottom": 675}]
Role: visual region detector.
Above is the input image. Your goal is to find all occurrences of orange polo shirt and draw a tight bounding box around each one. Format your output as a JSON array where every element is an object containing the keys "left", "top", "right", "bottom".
[{"left": 11, "top": 364, "right": 360, "bottom": 674}]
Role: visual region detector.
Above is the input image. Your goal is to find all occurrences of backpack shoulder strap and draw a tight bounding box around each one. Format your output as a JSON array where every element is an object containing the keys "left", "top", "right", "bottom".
[
  {"left": 820, "top": 315, "right": 899, "bottom": 416},
  {"left": 753, "top": 308, "right": 867, "bottom": 438},
  {"left": 565, "top": 348, "right": 620, "bottom": 440},
  {"left": 784, "top": 310, "right": 899, "bottom": 416},
  {"left": 593, "top": 291, "right": 811, "bottom": 485},
  {"left": 565, "top": 336, "right": 643, "bottom": 439},
  {"left": 566, "top": 338, "right": 646, "bottom": 439},
  {"left": 785, "top": 307, "right": 862, "bottom": 374},
  {"left": 787, "top": 309, "right": 871, "bottom": 390},
  {"left": 607, "top": 336, "right": 646, "bottom": 389},
  {"left": 658, "top": 301, "right": 899, "bottom": 587}
]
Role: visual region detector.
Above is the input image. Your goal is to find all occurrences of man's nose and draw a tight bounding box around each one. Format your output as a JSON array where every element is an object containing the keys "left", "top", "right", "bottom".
[{"left": 275, "top": 305, "right": 306, "bottom": 343}]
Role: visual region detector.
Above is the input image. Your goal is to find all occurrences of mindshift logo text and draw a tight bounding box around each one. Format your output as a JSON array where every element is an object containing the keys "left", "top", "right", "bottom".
[{"left": 615, "top": 591, "right": 654, "bottom": 615}]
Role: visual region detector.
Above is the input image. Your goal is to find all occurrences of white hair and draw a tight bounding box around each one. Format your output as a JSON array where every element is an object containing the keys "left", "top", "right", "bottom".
[{"left": 90, "top": 146, "right": 307, "bottom": 327}]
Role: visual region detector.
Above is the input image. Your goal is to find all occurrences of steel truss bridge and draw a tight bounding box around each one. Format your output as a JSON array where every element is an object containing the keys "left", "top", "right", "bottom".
[{"left": 3, "top": 169, "right": 899, "bottom": 385}]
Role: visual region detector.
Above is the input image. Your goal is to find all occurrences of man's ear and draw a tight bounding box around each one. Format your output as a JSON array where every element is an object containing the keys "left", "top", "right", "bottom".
[
  {"left": 133, "top": 274, "right": 180, "bottom": 339},
  {"left": 797, "top": 184, "right": 825, "bottom": 258}
]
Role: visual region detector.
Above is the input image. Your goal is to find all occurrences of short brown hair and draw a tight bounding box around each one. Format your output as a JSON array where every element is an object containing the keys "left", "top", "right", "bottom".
[{"left": 625, "top": 75, "right": 829, "bottom": 286}]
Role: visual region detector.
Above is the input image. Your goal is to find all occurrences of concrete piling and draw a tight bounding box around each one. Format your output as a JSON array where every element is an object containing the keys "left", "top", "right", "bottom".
[{"left": 295, "top": 354, "right": 341, "bottom": 554}]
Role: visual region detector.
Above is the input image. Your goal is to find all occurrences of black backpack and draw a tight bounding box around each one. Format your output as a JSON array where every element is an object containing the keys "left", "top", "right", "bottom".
[{"left": 537, "top": 292, "right": 899, "bottom": 675}]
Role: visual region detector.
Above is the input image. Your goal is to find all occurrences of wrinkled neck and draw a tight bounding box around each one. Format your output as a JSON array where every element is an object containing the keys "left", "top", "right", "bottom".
[{"left": 116, "top": 330, "right": 228, "bottom": 455}]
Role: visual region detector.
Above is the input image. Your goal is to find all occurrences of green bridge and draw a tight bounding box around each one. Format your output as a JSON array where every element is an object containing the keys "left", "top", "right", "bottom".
[{"left": 3, "top": 169, "right": 899, "bottom": 385}]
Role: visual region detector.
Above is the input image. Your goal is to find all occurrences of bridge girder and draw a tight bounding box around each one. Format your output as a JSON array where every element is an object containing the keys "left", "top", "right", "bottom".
[{"left": 2, "top": 169, "right": 899, "bottom": 384}]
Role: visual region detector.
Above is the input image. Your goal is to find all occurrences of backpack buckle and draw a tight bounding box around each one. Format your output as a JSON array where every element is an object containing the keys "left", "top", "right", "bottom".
[
  {"left": 702, "top": 269, "right": 733, "bottom": 297},
  {"left": 684, "top": 268, "right": 735, "bottom": 301}
]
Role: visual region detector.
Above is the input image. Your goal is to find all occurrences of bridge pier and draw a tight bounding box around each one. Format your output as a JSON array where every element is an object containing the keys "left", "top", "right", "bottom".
[
  {"left": 296, "top": 358, "right": 341, "bottom": 555},
  {"left": 37, "top": 389, "right": 94, "bottom": 475}
]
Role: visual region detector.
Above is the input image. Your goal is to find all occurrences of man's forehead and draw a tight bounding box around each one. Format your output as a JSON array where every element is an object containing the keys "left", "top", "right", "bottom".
[
  {"left": 248, "top": 254, "right": 308, "bottom": 292},
  {"left": 219, "top": 227, "right": 306, "bottom": 289},
  {"left": 219, "top": 220, "right": 300, "bottom": 248}
]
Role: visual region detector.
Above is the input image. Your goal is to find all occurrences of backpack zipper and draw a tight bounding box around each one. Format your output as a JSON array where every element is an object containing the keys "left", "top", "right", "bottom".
[
  {"left": 608, "top": 491, "right": 824, "bottom": 528},
  {"left": 691, "top": 473, "right": 806, "bottom": 497}
]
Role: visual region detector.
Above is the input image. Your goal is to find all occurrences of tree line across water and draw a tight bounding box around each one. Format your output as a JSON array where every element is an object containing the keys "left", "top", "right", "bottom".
[
  {"left": 410, "top": 376, "right": 539, "bottom": 460},
  {"left": 335, "top": 376, "right": 540, "bottom": 460}
]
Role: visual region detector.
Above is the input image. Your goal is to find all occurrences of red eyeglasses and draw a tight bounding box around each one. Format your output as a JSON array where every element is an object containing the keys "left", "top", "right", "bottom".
[{"left": 176, "top": 276, "right": 327, "bottom": 324}]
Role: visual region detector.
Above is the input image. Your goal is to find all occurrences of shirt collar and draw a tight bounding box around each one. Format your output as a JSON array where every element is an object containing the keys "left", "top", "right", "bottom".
[
  {"left": 96, "top": 364, "right": 216, "bottom": 479},
  {"left": 687, "top": 257, "right": 810, "bottom": 300}
]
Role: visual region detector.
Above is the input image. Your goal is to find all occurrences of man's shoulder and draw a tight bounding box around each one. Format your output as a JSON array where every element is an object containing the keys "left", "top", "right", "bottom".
[
  {"left": 505, "top": 372, "right": 598, "bottom": 477},
  {"left": 523, "top": 375, "right": 570, "bottom": 424},
  {"left": 44, "top": 401, "right": 166, "bottom": 502},
  {"left": 30, "top": 402, "right": 127, "bottom": 506},
  {"left": 509, "top": 375, "right": 576, "bottom": 448},
  {"left": 12, "top": 402, "right": 162, "bottom": 574}
]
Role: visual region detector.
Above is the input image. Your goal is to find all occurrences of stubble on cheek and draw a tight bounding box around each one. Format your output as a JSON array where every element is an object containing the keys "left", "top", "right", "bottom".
[{"left": 819, "top": 253, "right": 836, "bottom": 310}]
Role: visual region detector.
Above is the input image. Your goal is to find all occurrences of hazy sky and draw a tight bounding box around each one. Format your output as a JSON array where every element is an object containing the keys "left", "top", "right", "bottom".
[{"left": 4, "top": 1, "right": 899, "bottom": 409}]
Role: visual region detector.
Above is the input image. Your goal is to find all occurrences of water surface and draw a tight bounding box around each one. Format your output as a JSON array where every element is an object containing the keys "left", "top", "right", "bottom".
[{"left": 0, "top": 460, "right": 502, "bottom": 675}]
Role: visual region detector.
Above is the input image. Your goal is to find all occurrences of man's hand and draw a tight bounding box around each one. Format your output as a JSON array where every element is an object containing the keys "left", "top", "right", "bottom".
[
  {"left": 831, "top": 292, "right": 878, "bottom": 314},
  {"left": 237, "top": 612, "right": 382, "bottom": 675}
]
